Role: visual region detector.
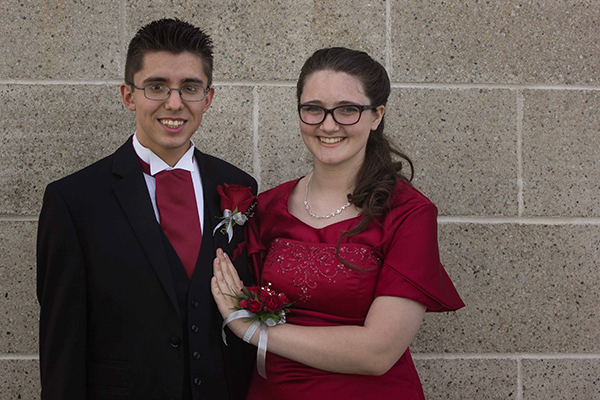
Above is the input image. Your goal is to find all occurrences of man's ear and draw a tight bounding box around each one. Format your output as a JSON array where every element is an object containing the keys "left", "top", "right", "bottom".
[
  {"left": 202, "top": 86, "right": 215, "bottom": 113},
  {"left": 120, "top": 83, "right": 136, "bottom": 111}
]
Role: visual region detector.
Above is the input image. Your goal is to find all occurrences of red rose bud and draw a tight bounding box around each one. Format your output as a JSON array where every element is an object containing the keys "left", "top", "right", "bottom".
[
  {"left": 265, "top": 295, "right": 284, "bottom": 313},
  {"left": 217, "top": 183, "right": 256, "bottom": 214},
  {"left": 259, "top": 287, "right": 271, "bottom": 303},
  {"left": 279, "top": 293, "right": 289, "bottom": 304},
  {"left": 239, "top": 299, "right": 249, "bottom": 309},
  {"left": 246, "top": 286, "right": 260, "bottom": 297},
  {"left": 248, "top": 299, "right": 263, "bottom": 314}
]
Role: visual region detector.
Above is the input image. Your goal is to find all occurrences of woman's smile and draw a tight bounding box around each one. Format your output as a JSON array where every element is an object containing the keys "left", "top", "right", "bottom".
[{"left": 319, "top": 136, "right": 345, "bottom": 144}]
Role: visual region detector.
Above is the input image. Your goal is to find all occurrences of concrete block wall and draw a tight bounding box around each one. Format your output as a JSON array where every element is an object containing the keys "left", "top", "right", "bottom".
[{"left": 1, "top": 1, "right": 598, "bottom": 398}]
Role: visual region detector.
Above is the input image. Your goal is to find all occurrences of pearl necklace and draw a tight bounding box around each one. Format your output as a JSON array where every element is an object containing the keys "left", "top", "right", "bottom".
[{"left": 304, "top": 175, "right": 351, "bottom": 219}]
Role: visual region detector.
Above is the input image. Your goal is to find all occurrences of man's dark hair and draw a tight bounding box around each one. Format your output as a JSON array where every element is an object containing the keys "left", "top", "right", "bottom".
[{"left": 125, "top": 18, "right": 214, "bottom": 87}]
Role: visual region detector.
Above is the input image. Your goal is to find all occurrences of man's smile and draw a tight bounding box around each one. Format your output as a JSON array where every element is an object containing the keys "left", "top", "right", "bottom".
[{"left": 159, "top": 118, "right": 186, "bottom": 128}]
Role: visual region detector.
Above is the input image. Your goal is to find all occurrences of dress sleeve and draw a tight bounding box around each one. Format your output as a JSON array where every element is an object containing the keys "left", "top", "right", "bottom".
[{"left": 375, "top": 203, "right": 465, "bottom": 312}]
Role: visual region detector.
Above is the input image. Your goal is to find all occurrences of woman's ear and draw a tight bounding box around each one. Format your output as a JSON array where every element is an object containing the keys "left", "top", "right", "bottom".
[{"left": 370, "top": 105, "right": 385, "bottom": 131}]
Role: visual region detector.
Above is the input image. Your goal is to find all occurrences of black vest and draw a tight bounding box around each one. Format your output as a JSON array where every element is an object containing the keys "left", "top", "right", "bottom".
[{"left": 159, "top": 203, "right": 253, "bottom": 400}]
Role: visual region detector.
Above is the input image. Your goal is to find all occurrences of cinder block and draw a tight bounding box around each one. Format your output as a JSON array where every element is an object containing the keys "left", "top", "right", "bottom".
[
  {"left": 387, "top": 88, "right": 518, "bottom": 216},
  {"left": 0, "top": 84, "right": 135, "bottom": 215},
  {"left": 0, "top": 0, "right": 120, "bottom": 80},
  {"left": 0, "top": 359, "right": 40, "bottom": 399},
  {"left": 194, "top": 85, "right": 254, "bottom": 175},
  {"left": 390, "top": 1, "right": 600, "bottom": 84},
  {"left": 0, "top": 221, "right": 38, "bottom": 354},
  {"left": 257, "top": 86, "right": 312, "bottom": 190},
  {"left": 522, "top": 358, "right": 600, "bottom": 399},
  {"left": 125, "top": 0, "right": 387, "bottom": 81},
  {"left": 411, "top": 223, "right": 600, "bottom": 353},
  {"left": 522, "top": 89, "right": 600, "bottom": 217},
  {"left": 414, "top": 358, "right": 518, "bottom": 400}
]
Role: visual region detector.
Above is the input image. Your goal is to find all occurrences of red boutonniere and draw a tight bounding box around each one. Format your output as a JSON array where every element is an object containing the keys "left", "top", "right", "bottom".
[{"left": 213, "top": 183, "right": 256, "bottom": 242}]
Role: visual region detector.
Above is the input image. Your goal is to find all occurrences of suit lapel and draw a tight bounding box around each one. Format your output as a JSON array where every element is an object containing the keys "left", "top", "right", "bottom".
[{"left": 111, "top": 138, "right": 180, "bottom": 315}]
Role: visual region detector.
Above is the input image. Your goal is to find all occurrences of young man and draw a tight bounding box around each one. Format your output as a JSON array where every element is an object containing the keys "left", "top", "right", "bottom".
[{"left": 37, "top": 19, "right": 256, "bottom": 399}]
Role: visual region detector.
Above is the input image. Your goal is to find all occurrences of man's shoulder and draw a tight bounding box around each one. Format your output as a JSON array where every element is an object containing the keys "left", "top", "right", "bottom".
[
  {"left": 197, "top": 151, "right": 257, "bottom": 189},
  {"left": 46, "top": 149, "right": 121, "bottom": 197},
  {"left": 48, "top": 138, "right": 135, "bottom": 190}
]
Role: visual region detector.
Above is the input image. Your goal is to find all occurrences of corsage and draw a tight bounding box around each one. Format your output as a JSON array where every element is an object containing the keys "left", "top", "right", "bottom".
[
  {"left": 221, "top": 284, "right": 291, "bottom": 379},
  {"left": 213, "top": 183, "right": 256, "bottom": 242}
]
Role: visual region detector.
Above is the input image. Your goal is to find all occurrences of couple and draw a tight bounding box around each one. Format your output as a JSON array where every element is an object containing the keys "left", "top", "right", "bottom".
[{"left": 37, "top": 18, "right": 464, "bottom": 400}]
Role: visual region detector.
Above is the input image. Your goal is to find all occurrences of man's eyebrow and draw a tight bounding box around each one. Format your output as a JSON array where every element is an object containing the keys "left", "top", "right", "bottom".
[
  {"left": 140, "top": 77, "right": 206, "bottom": 85},
  {"left": 141, "top": 76, "right": 167, "bottom": 84},
  {"left": 182, "top": 78, "right": 206, "bottom": 85}
]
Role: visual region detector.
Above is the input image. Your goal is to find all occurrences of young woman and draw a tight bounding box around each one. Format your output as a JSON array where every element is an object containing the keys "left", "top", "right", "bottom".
[{"left": 212, "top": 47, "right": 464, "bottom": 400}]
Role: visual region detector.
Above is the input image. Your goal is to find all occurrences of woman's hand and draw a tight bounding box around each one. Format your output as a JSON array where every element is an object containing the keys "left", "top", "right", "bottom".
[{"left": 211, "top": 248, "right": 255, "bottom": 340}]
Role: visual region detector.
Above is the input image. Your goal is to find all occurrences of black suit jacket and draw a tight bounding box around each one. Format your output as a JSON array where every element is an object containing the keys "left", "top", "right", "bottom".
[{"left": 37, "top": 138, "right": 257, "bottom": 400}]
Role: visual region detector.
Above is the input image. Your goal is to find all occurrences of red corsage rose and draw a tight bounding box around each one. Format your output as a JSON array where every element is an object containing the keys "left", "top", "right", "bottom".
[
  {"left": 230, "top": 284, "right": 292, "bottom": 324},
  {"left": 247, "top": 299, "right": 263, "bottom": 314},
  {"left": 213, "top": 183, "right": 257, "bottom": 242}
]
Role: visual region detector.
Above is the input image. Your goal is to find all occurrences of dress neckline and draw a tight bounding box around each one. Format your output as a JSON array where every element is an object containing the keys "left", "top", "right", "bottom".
[{"left": 281, "top": 177, "right": 363, "bottom": 231}]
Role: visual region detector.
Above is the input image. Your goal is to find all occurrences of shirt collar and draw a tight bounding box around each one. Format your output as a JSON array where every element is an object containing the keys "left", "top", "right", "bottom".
[{"left": 133, "top": 133, "right": 196, "bottom": 175}]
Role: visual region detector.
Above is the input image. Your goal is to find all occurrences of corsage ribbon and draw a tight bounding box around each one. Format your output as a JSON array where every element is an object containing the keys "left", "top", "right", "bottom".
[
  {"left": 212, "top": 209, "right": 248, "bottom": 243},
  {"left": 221, "top": 309, "right": 285, "bottom": 379}
]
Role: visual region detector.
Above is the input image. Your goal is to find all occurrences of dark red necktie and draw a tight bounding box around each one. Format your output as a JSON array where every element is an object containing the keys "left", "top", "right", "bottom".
[{"left": 140, "top": 159, "right": 202, "bottom": 279}]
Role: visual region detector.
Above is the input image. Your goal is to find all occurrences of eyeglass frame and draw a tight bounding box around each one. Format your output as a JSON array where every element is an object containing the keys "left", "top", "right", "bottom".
[
  {"left": 128, "top": 83, "right": 211, "bottom": 102},
  {"left": 297, "top": 104, "right": 376, "bottom": 126}
]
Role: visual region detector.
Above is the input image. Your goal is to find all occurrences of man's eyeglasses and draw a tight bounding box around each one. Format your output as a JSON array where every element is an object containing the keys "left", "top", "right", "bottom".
[
  {"left": 129, "top": 83, "right": 211, "bottom": 102},
  {"left": 298, "top": 104, "right": 375, "bottom": 126}
]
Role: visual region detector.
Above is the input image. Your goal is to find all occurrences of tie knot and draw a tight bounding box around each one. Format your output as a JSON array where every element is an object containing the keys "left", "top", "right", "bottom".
[
  {"left": 155, "top": 168, "right": 191, "bottom": 182},
  {"left": 138, "top": 157, "right": 190, "bottom": 179}
]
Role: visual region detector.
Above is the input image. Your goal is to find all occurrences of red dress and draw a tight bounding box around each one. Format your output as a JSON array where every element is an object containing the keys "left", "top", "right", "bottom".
[{"left": 245, "top": 179, "right": 464, "bottom": 400}]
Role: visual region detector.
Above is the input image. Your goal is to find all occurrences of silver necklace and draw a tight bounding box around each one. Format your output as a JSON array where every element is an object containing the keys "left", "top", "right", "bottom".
[{"left": 304, "top": 175, "right": 351, "bottom": 219}]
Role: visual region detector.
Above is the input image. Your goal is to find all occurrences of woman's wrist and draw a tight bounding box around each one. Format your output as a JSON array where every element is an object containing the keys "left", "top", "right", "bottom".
[
  {"left": 243, "top": 321, "right": 261, "bottom": 343},
  {"left": 223, "top": 313, "right": 264, "bottom": 346},
  {"left": 225, "top": 316, "right": 250, "bottom": 339}
]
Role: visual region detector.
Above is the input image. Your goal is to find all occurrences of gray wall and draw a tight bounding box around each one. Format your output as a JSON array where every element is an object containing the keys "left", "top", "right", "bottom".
[{"left": 2, "top": 1, "right": 599, "bottom": 398}]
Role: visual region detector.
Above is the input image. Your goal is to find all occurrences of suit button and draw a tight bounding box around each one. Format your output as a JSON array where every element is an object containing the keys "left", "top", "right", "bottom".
[
  {"left": 191, "top": 299, "right": 198, "bottom": 308},
  {"left": 191, "top": 324, "right": 199, "bottom": 333},
  {"left": 170, "top": 337, "right": 180, "bottom": 348},
  {"left": 194, "top": 378, "right": 201, "bottom": 386},
  {"left": 192, "top": 351, "right": 200, "bottom": 360}
]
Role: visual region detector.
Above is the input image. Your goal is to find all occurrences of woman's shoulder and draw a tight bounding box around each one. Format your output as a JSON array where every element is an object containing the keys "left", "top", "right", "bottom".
[
  {"left": 256, "top": 178, "right": 302, "bottom": 211},
  {"left": 389, "top": 180, "right": 438, "bottom": 217},
  {"left": 258, "top": 178, "right": 300, "bottom": 201},
  {"left": 392, "top": 180, "right": 434, "bottom": 205}
]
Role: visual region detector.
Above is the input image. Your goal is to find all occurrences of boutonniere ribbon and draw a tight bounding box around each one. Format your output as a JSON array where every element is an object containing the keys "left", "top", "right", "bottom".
[{"left": 213, "top": 183, "right": 256, "bottom": 242}]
